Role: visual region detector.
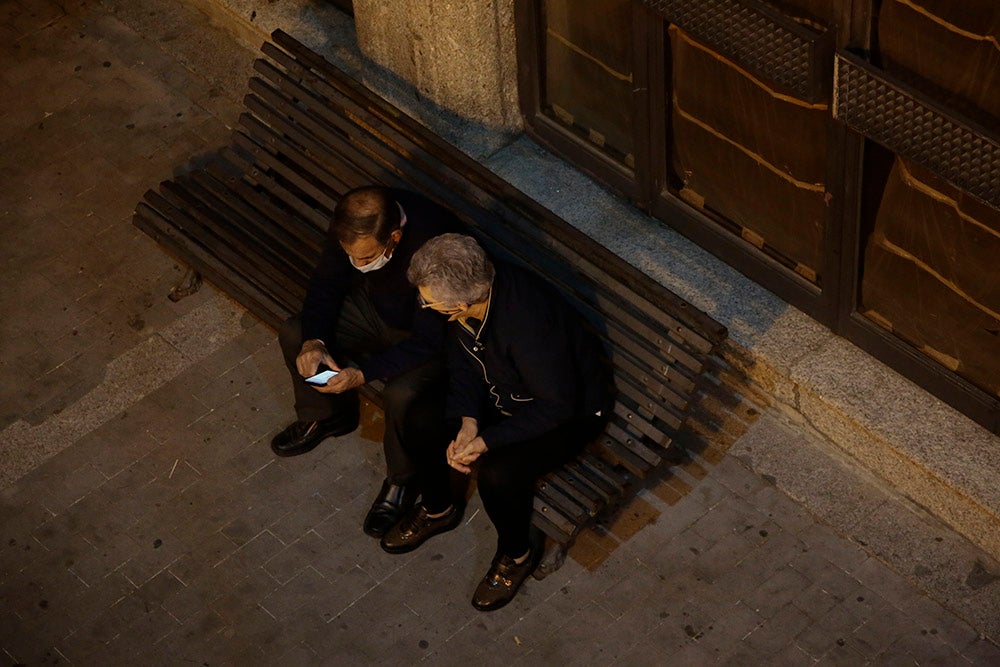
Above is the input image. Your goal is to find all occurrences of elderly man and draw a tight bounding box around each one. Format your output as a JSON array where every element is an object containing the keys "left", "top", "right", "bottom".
[
  {"left": 382, "top": 233, "right": 612, "bottom": 611},
  {"left": 272, "top": 186, "right": 458, "bottom": 537}
]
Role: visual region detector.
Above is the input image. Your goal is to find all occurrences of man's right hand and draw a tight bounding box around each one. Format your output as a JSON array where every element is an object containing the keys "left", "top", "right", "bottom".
[{"left": 296, "top": 339, "right": 339, "bottom": 377}]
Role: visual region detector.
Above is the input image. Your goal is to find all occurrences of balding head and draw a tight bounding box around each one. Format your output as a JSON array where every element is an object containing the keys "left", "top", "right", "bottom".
[{"left": 331, "top": 186, "right": 401, "bottom": 244}]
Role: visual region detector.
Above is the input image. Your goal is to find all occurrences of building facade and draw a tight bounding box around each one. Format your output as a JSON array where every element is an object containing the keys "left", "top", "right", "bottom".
[{"left": 348, "top": 0, "right": 1000, "bottom": 435}]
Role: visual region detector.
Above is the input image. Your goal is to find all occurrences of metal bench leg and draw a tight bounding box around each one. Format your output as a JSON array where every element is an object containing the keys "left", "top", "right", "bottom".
[
  {"left": 532, "top": 526, "right": 571, "bottom": 580},
  {"left": 168, "top": 267, "right": 202, "bottom": 302}
]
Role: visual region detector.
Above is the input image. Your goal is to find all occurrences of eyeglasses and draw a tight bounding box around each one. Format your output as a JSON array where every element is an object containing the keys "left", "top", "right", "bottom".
[
  {"left": 418, "top": 292, "right": 463, "bottom": 312},
  {"left": 418, "top": 293, "right": 447, "bottom": 309}
]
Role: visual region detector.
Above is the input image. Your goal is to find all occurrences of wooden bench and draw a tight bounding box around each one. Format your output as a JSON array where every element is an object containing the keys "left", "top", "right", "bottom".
[{"left": 133, "top": 30, "right": 728, "bottom": 569}]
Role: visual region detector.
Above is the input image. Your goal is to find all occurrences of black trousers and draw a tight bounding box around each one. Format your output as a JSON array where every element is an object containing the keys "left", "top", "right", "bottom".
[
  {"left": 412, "top": 410, "right": 605, "bottom": 559},
  {"left": 278, "top": 289, "right": 446, "bottom": 485}
]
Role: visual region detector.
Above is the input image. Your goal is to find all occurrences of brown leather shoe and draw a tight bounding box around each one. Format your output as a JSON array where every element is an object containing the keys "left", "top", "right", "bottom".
[
  {"left": 471, "top": 548, "right": 542, "bottom": 612},
  {"left": 379, "top": 505, "right": 462, "bottom": 554}
]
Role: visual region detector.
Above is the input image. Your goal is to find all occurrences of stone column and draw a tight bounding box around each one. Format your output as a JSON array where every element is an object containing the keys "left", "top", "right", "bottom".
[{"left": 351, "top": 0, "right": 521, "bottom": 130}]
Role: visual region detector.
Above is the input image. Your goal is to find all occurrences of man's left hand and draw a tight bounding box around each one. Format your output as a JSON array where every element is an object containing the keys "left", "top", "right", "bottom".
[
  {"left": 312, "top": 367, "right": 365, "bottom": 393},
  {"left": 448, "top": 436, "right": 487, "bottom": 474}
]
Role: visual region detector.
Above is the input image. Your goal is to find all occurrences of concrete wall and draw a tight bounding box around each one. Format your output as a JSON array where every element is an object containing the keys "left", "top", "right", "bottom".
[{"left": 352, "top": 0, "right": 521, "bottom": 130}]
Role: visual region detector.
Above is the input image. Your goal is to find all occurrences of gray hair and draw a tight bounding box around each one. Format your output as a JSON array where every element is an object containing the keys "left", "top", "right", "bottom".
[{"left": 407, "top": 233, "right": 495, "bottom": 305}]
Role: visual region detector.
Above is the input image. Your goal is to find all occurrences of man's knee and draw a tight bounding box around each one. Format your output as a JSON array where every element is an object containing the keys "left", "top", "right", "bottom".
[
  {"left": 278, "top": 315, "right": 303, "bottom": 358},
  {"left": 380, "top": 378, "right": 421, "bottom": 415}
]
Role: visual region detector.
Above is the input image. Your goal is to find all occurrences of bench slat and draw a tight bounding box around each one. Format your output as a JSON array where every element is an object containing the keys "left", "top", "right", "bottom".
[
  {"left": 233, "top": 120, "right": 340, "bottom": 214},
  {"left": 200, "top": 161, "right": 325, "bottom": 255},
  {"left": 536, "top": 479, "right": 591, "bottom": 524},
  {"left": 562, "top": 461, "right": 618, "bottom": 505},
  {"left": 243, "top": 91, "right": 361, "bottom": 197},
  {"left": 533, "top": 496, "right": 578, "bottom": 538},
  {"left": 541, "top": 471, "right": 603, "bottom": 515},
  {"left": 219, "top": 146, "right": 333, "bottom": 232},
  {"left": 190, "top": 168, "right": 322, "bottom": 267},
  {"left": 157, "top": 180, "right": 307, "bottom": 309},
  {"left": 612, "top": 402, "right": 673, "bottom": 450},
  {"left": 593, "top": 436, "right": 652, "bottom": 478},
  {"left": 611, "top": 349, "right": 690, "bottom": 412},
  {"left": 606, "top": 419, "right": 663, "bottom": 467},
  {"left": 613, "top": 372, "right": 685, "bottom": 431},
  {"left": 250, "top": 57, "right": 415, "bottom": 194},
  {"left": 180, "top": 172, "right": 318, "bottom": 277},
  {"left": 532, "top": 509, "right": 574, "bottom": 544},
  {"left": 245, "top": 73, "right": 382, "bottom": 191},
  {"left": 134, "top": 202, "right": 293, "bottom": 328},
  {"left": 149, "top": 185, "right": 304, "bottom": 311}
]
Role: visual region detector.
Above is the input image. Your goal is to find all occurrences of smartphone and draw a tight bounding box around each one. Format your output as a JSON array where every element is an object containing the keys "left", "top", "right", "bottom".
[{"left": 305, "top": 369, "right": 338, "bottom": 386}]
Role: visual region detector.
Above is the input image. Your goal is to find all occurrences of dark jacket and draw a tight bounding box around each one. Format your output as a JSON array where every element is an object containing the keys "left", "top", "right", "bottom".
[
  {"left": 300, "top": 189, "right": 460, "bottom": 381},
  {"left": 445, "top": 261, "right": 613, "bottom": 449}
]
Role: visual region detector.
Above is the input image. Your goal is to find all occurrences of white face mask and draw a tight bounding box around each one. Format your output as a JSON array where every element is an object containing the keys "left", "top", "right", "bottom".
[
  {"left": 350, "top": 203, "right": 407, "bottom": 273},
  {"left": 352, "top": 248, "right": 392, "bottom": 273}
]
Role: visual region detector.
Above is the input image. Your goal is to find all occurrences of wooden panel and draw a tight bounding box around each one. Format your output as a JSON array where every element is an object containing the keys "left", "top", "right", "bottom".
[
  {"left": 542, "top": 0, "right": 635, "bottom": 159},
  {"left": 767, "top": 0, "right": 841, "bottom": 26},
  {"left": 862, "top": 157, "right": 1000, "bottom": 397},
  {"left": 879, "top": 0, "right": 1000, "bottom": 122},
  {"left": 875, "top": 159, "right": 1000, "bottom": 311},
  {"left": 670, "top": 26, "right": 828, "bottom": 275}
]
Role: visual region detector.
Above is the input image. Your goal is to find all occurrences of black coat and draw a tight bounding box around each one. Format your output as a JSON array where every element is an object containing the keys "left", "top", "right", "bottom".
[
  {"left": 445, "top": 262, "right": 613, "bottom": 449},
  {"left": 299, "top": 189, "right": 460, "bottom": 381}
]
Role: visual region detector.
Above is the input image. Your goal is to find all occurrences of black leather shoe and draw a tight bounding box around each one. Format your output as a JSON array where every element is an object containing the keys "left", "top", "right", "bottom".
[
  {"left": 270, "top": 415, "right": 358, "bottom": 457},
  {"left": 471, "top": 548, "right": 542, "bottom": 612},
  {"left": 363, "top": 480, "right": 417, "bottom": 538},
  {"left": 379, "top": 504, "right": 462, "bottom": 553}
]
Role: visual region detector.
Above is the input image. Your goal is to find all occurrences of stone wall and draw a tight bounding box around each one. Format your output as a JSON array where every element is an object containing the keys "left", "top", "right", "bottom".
[{"left": 352, "top": 0, "right": 521, "bottom": 130}]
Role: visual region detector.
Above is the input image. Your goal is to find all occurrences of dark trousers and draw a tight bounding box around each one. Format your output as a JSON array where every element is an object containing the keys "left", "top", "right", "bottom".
[
  {"left": 278, "top": 289, "right": 446, "bottom": 485},
  {"left": 413, "top": 411, "right": 605, "bottom": 559}
]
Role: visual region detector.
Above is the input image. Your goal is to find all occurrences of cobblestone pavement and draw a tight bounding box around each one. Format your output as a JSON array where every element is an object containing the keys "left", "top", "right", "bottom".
[{"left": 2, "top": 0, "right": 999, "bottom": 664}]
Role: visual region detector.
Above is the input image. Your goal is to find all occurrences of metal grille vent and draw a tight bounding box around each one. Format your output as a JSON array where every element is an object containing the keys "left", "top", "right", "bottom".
[
  {"left": 640, "top": 0, "right": 833, "bottom": 102},
  {"left": 834, "top": 52, "right": 1000, "bottom": 210}
]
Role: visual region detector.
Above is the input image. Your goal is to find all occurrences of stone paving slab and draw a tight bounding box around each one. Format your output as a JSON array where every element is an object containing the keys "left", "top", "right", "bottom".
[
  {"left": 732, "top": 414, "right": 1000, "bottom": 641},
  {"left": 14, "top": 359, "right": 998, "bottom": 665},
  {"left": 2, "top": 0, "right": 1000, "bottom": 664}
]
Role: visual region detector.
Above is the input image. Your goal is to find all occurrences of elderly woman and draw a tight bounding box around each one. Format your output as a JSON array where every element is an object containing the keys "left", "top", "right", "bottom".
[{"left": 380, "top": 233, "right": 612, "bottom": 611}]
